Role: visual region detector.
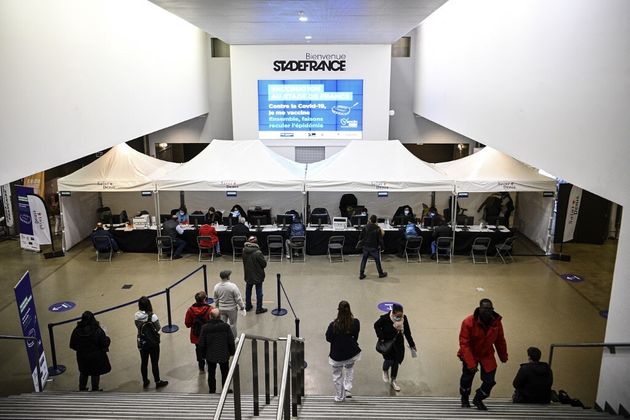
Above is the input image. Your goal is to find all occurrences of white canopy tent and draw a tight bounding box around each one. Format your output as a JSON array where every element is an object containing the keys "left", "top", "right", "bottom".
[
  {"left": 57, "top": 144, "right": 180, "bottom": 250},
  {"left": 435, "top": 147, "right": 557, "bottom": 252}
]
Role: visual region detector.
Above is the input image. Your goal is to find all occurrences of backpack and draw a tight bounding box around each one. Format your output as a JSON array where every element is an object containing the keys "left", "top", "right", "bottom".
[
  {"left": 405, "top": 223, "right": 420, "bottom": 238},
  {"left": 290, "top": 222, "right": 305, "bottom": 238},
  {"left": 192, "top": 307, "right": 210, "bottom": 337},
  {"left": 137, "top": 313, "right": 160, "bottom": 350}
]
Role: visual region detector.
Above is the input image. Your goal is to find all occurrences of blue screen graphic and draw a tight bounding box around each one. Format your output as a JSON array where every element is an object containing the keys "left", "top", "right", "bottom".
[{"left": 258, "top": 79, "right": 363, "bottom": 139}]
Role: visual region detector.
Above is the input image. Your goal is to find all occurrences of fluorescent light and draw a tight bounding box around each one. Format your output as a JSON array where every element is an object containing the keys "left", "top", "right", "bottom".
[
  {"left": 298, "top": 11, "right": 308, "bottom": 22},
  {"left": 304, "top": 35, "right": 312, "bottom": 40}
]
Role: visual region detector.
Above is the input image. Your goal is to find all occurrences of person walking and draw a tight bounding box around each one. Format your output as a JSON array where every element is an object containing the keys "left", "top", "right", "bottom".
[
  {"left": 184, "top": 291, "right": 213, "bottom": 372},
  {"left": 325, "top": 301, "right": 361, "bottom": 402},
  {"left": 359, "top": 215, "right": 387, "bottom": 279},
  {"left": 458, "top": 298, "right": 508, "bottom": 410},
  {"left": 512, "top": 347, "right": 553, "bottom": 404},
  {"left": 374, "top": 303, "right": 417, "bottom": 392},
  {"left": 213, "top": 270, "right": 246, "bottom": 339},
  {"left": 69, "top": 311, "right": 111, "bottom": 391},
  {"left": 198, "top": 308, "right": 236, "bottom": 394},
  {"left": 242, "top": 236, "right": 267, "bottom": 314},
  {"left": 135, "top": 296, "right": 169, "bottom": 388}
]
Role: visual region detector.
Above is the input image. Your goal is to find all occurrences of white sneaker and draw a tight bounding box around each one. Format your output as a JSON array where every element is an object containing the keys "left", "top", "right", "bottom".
[
  {"left": 382, "top": 370, "right": 390, "bottom": 383},
  {"left": 345, "top": 390, "right": 352, "bottom": 398},
  {"left": 391, "top": 380, "right": 401, "bottom": 392}
]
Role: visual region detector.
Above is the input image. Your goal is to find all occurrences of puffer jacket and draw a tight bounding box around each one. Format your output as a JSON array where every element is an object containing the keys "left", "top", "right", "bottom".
[
  {"left": 69, "top": 324, "right": 111, "bottom": 376},
  {"left": 242, "top": 242, "right": 267, "bottom": 284},
  {"left": 457, "top": 308, "right": 508, "bottom": 371},
  {"left": 198, "top": 319, "right": 236, "bottom": 363}
]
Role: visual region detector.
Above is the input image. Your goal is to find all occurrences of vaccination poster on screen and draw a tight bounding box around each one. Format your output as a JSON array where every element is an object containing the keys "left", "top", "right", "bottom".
[{"left": 258, "top": 79, "right": 363, "bottom": 139}]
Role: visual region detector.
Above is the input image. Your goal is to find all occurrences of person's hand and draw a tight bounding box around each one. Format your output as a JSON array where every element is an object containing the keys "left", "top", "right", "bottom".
[
  {"left": 500, "top": 357, "right": 508, "bottom": 363},
  {"left": 240, "top": 309, "right": 246, "bottom": 317}
]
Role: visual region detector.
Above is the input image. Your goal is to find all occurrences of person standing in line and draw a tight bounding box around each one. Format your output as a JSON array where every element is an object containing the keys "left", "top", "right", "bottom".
[
  {"left": 373, "top": 303, "right": 417, "bottom": 392},
  {"left": 512, "top": 347, "right": 553, "bottom": 404},
  {"left": 325, "top": 301, "right": 361, "bottom": 402},
  {"left": 242, "top": 236, "right": 268, "bottom": 314},
  {"left": 458, "top": 298, "right": 508, "bottom": 410},
  {"left": 135, "top": 296, "right": 169, "bottom": 388},
  {"left": 184, "top": 291, "right": 213, "bottom": 372},
  {"left": 69, "top": 311, "right": 111, "bottom": 391},
  {"left": 213, "top": 270, "right": 246, "bottom": 339},
  {"left": 359, "top": 215, "right": 387, "bottom": 279},
  {"left": 198, "top": 308, "right": 236, "bottom": 394}
]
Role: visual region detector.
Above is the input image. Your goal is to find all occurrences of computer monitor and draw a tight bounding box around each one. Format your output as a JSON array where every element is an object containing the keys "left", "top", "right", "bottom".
[
  {"left": 252, "top": 215, "right": 266, "bottom": 230},
  {"left": 247, "top": 209, "right": 271, "bottom": 225},
  {"left": 391, "top": 215, "right": 406, "bottom": 227},
  {"left": 160, "top": 214, "right": 171, "bottom": 223},
  {"left": 189, "top": 214, "right": 205, "bottom": 226},
  {"left": 223, "top": 216, "right": 239, "bottom": 228},
  {"left": 350, "top": 214, "right": 368, "bottom": 228},
  {"left": 310, "top": 214, "right": 329, "bottom": 226},
  {"left": 353, "top": 205, "right": 367, "bottom": 215},
  {"left": 276, "top": 214, "right": 294, "bottom": 227},
  {"left": 423, "top": 217, "right": 434, "bottom": 228},
  {"left": 465, "top": 216, "right": 474, "bottom": 226}
]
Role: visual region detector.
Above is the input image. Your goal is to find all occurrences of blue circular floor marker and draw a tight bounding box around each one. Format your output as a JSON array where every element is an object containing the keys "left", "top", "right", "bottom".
[
  {"left": 599, "top": 310, "right": 608, "bottom": 319},
  {"left": 560, "top": 273, "right": 584, "bottom": 283},
  {"left": 377, "top": 301, "right": 401, "bottom": 312},
  {"left": 48, "top": 301, "right": 76, "bottom": 312}
]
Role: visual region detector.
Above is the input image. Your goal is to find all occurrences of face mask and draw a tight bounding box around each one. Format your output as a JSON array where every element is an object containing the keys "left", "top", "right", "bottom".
[
  {"left": 393, "top": 315, "right": 402, "bottom": 322},
  {"left": 179, "top": 211, "right": 184, "bottom": 215},
  {"left": 404, "top": 210, "right": 410, "bottom": 215}
]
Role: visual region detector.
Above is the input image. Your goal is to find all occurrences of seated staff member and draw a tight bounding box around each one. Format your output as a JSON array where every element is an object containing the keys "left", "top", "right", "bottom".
[
  {"left": 205, "top": 207, "right": 222, "bottom": 224},
  {"left": 91, "top": 222, "right": 120, "bottom": 253},
  {"left": 177, "top": 207, "right": 189, "bottom": 224},
  {"left": 162, "top": 214, "right": 186, "bottom": 259},
  {"left": 430, "top": 216, "right": 452, "bottom": 259}
]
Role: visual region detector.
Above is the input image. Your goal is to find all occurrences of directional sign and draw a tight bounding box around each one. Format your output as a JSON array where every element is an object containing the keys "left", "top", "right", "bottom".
[
  {"left": 560, "top": 274, "right": 584, "bottom": 283},
  {"left": 377, "top": 301, "right": 402, "bottom": 312},
  {"left": 48, "top": 301, "right": 76, "bottom": 313}
]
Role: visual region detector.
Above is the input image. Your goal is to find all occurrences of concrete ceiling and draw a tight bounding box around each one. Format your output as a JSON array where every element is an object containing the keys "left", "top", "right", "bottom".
[{"left": 149, "top": 0, "right": 448, "bottom": 45}]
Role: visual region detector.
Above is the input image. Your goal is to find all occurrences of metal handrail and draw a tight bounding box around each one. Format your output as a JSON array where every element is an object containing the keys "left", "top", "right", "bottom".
[
  {"left": 276, "top": 335, "right": 306, "bottom": 419},
  {"left": 214, "top": 333, "right": 281, "bottom": 420},
  {"left": 0, "top": 335, "right": 42, "bottom": 391},
  {"left": 549, "top": 342, "right": 630, "bottom": 368},
  {"left": 276, "top": 335, "right": 293, "bottom": 420}
]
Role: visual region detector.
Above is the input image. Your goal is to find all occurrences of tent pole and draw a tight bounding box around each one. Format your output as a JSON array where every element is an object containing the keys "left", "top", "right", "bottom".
[
  {"left": 154, "top": 187, "right": 161, "bottom": 231},
  {"left": 451, "top": 193, "right": 456, "bottom": 255}
]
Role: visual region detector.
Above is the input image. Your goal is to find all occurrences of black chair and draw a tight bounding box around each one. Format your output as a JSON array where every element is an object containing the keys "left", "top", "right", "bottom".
[
  {"left": 156, "top": 236, "right": 173, "bottom": 261},
  {"left": 287, "top": 236, "right": 306, "bottom": 263},
  {"left": 495, "top": 236, "right": 516, "bottom": 264},
  {"left": 197, "top": 236, "right": 214, "bottom": 262},
  {"left": 404, "top": 237, "right": 423, "bottom": 263},
  {"left": 471, "top": 237, "right": 491, "bottom": 264},
  {"left": 231, "top": 235, "right": 247, "bottom": 262},
  {"left": 267, "top": 235, "right": 284, "bottom": 262},
  {"left": 436, "top": 237, "right": 453, "bottom": 264},
  {"left": 92, "top": 236, "right": 113, "bottom": 262},
  {"left": 328, "top": 236, "right": 345, "bottom": 263}
]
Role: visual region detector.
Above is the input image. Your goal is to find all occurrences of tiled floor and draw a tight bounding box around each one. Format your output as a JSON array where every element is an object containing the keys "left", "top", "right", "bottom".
[{"left": 0, "top": 236, "right": 616, "bottom": 406}]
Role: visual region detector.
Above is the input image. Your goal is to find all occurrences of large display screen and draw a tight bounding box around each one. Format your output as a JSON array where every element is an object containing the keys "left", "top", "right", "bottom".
[{"left": 258, "top": 79, "right": 363, "bottom": 140}]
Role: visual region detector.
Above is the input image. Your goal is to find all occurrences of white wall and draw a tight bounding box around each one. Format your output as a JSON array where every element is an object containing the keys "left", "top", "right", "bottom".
[
  {"left": 413, "top": 0, "right": 630, "bottom": 409},
  {"left": 230, "top": 44, "right": 392, "bottom": 149},
  {"left": 0, "top": 0, "right": 209, "bottom": 186}
]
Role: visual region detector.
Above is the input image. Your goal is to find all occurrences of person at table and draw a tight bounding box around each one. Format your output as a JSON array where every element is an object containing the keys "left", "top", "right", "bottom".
[
  {"left": 230, "top": 205, "right": 248, "bottom": 222},
  {"left": 199, "top": 223, "right": 221, "bottom": 257},
  {"left": 359, "top": 215, "right": 387, "bottom": 280},
  {"left": 231, "top": 216, "right": 250, "bottom": 237},
  {"left": 177, "top": 206, "right": 189, "bottom": 224},
  {"left": 205, "top": 207, "right": 222, "bottom": 225},
  {"left": 162, "top": 214, "right": 186, "bottom": 260},
  {"left": 430, "top": 216, "right": 452, "bottom": 259},
  {"left": 91, "top": 222, "right": 120, "bottom": 253},
  {"left": 285, "top": 216, "right": 306, "bottom": 259},
  {"left": 397, "top": 219, "right": 421, "bottom": 258}
]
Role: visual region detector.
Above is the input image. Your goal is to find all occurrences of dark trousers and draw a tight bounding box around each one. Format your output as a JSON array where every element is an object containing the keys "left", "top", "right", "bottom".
[
  {"left": 459, "top": 362, "right": 496, "bottom": 400},
  {"left": 359, "top": 247, "right": 384, "bottom": 275},
  {"left": 207, "top": 360, "right": 230, "bottom": 393},
  {"left": 79, "top": 373, "right": 100, "bottom": 391},
  {"left": 140, "top": 346, "right": 161, "bottom": 382},
  {"left": 245, "top": 283, "right": 263, "bottom": 310},
  {"left": 383, "top": 359, "right": 399, "bottom": 379},
  {"left": 172, "top": 238, "right": 186, "bottom": 257},
  {"left": 195, "top": 343, "right": 206, "bottom": 370}
]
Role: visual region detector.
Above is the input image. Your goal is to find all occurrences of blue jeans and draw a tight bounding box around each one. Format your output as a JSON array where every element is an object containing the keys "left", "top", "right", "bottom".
[
  {"left": 245, "top": 283, "right": 263, "bottom": 310},
  {"left": 359, "top": 247, "right": 384, "bottom": 276},
  {"left": 172, "top": 238, "right": 186, "bottom": 257}
]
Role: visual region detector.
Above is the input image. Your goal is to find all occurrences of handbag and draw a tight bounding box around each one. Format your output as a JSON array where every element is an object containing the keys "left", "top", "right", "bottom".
[{"left": 375, "top": 338, "right": 395, "bottom": 355}]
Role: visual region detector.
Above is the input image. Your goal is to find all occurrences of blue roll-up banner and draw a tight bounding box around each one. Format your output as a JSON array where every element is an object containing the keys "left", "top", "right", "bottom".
[
  {"left": 16, "top": 185, "right": 38, "bottom": 251},
  {"left": 14, "top": 272, "right": 48, "bottom": 391}
]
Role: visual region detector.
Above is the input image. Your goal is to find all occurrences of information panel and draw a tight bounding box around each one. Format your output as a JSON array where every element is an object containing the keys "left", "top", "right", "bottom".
[{"left": 258, "top": 79, "right": 363, "bottom": 140}]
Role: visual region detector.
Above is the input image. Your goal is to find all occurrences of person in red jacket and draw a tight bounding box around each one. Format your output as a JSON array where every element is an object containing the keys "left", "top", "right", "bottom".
[
  {"left": 198, "top": 224, "right": 221, "bottom": 257},
  {"left": 457, "top": 298, "right": 508, "bottom": 411},
  {"left": 184, "top": 291, "right": 214, "bottom": 372}
]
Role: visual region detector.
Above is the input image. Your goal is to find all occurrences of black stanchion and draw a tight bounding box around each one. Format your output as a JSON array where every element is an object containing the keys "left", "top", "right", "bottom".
[
  {"left": 203, "top": 264, "right": 214, "bottom": 305},
  {"left": 162, "top": 288, "right": 179, "bottom": 333},
  {"left": 47, "top": 324, "right": 66, "bottom": 376},
  {"left": 271, "top": 273, "right": 287, "bottom": 316}
]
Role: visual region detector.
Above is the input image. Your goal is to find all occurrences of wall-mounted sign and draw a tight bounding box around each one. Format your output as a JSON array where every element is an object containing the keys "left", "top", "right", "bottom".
[
  {"left": 457, "top": 192, "right": 470, "bottom": 198},
  {"left": 59, "top": 191, "right": 71, "bottom": 197},
  {"left": 226, "top": 191, "right": 237, "bottom": 197},
  {"left": 377, "top": 192, "right": 388, "bottom": 198},
  {"left": 141, "top": 191, "right": 152, "bottom": 197},
  {"left": 543, "top": 191, "right": 555, "bottom": 197}
]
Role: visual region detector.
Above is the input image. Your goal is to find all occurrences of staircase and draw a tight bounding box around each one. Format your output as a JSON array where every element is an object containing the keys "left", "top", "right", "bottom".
[{"left": 0, "top": 392, "right": 623, "bottom": 419}]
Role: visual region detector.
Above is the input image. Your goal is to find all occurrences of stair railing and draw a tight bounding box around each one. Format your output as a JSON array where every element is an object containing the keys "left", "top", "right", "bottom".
[
  {"left": 276, "top": 335, "right": 306, "bottom": 419},
  {"left": 214, "top": 333, "right": 281, "bottom": 420},
  {"left": 548, "top": 342, "right": 630, "bottom": 368}
]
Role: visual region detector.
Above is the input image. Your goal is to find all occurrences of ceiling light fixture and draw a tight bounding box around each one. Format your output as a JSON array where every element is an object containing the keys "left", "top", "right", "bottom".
[
  {"left": 298, "top": 11, "right": 308, "bottom": 22},
  {"left": 304, "top": 35, "right": 312, "bottom": 40}
]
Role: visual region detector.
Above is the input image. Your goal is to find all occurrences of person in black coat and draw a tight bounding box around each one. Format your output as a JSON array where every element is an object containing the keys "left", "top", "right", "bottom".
[
  {"left": 325, "top": 301, "right": 361, "bottom": 402},
  {"left": 198, "top": 308, "right": 236, "bottom": 393},
  {"left": 359, "top": 215, "right": 387, "bottom": 280},
  {"left": 374, "top": 303, "right": 417, "bottom": 392},
  {"left": 512, "top": 347, "right": 553, "bottom": 403},
  {"left": 69, "top": 311, "right": 111, "bottom": 391}
]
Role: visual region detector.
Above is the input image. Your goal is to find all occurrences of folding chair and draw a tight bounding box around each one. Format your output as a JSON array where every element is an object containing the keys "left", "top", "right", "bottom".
[
  {"left": 495, "top": 236, "right": 516, "bottom": 264},
  {"left": 197, "top": 236, "right": 215, "bottom": 262},
  {"left": 93, "top": 236, "right": 113, "bottom": 262},
  {"left": 267, "top": 235, "right": 284, "bottom": 262},
  {"left": 436, "top": 236, "right": 453, "bottom": 264},
  {"left": 231, "top": 235, "right": 247, "bottom": 262},
  {"left": 404, "top": 237, "right": 423, "bottom": 263},
  {"left": 471, "top": 237, "right": 491, "bottom": 264},
  {"left": 328, "top": 235, "right": 345, "bottom": 263},
  {"left": 287, "top": 236, "right": 306, "bottom": 263},
  {"left": 156, "top": 236, "right": 173, "bottom": 261}
]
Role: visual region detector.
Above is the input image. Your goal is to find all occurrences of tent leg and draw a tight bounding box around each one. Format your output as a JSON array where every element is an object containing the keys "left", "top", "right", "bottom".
[
  {"left": 451, "top": 194, "right": 456, "bottom": 255},
  {"left": 154, "top": 189, "right": 161, "bottom": 231}
]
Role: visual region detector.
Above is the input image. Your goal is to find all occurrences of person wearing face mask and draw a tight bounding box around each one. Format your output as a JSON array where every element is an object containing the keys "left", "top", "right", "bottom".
[
  {"left": 373, "top": 303, "right": 417, "bottom": 392},
  {"left": 177, "top": 207, "right": 189, "bottom": 224},
  {"left": 457, "top": 298, "right": 508, "bottom": 411}
]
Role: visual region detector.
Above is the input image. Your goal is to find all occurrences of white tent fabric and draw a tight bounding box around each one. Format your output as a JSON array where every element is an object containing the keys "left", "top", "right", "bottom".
[
  {"left": 305, "top": 140, "right": 454, "bottom": 192},
  {"left": 58, "top": 143, "right": 179, "bottom": 192},
  {"left": 156, "top": 140, "right": 306, "bottom": 191},
  {"left": 434, "top": 147, "right": 556, "bottom": 192}
]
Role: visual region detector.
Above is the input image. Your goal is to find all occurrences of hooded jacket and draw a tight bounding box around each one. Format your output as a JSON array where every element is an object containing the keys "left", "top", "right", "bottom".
[
  {"left": 198, "top": 318, "right": 236, "bottom": 363},
  {"left": 374, "top": 312, "right": 416, "bottom": 364},
  {"left": 513, "top": 361, "right": 553, "bottom": 403},
  {"left": 242, "top": 242, "right": 267, "bottom": 284},
  {"left": 184, "top": 303, "right": 213, "bottom": 344},
  {"left": 457, "top": 308, "right": 508, "bottom": 371},
  {"left": 69, "top": 322, "right": 111, "bottom": 376},
  {"left": 198, "top": 224, "right": 219, "bottom": 248}
]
